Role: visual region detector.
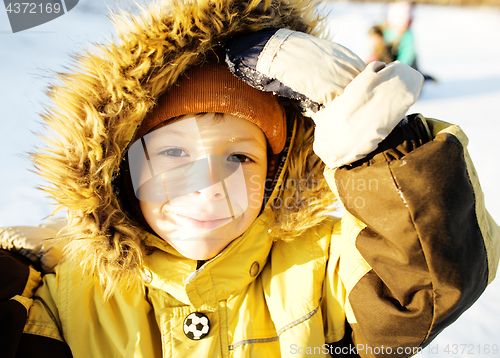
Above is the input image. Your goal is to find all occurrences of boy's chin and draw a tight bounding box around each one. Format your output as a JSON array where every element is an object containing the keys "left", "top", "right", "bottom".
[
  {"left": 168, "top": 236, "right": 236, "bottom": 261},
  {"left": 153, "top": 214, "right": 252, "bottom": 260}
]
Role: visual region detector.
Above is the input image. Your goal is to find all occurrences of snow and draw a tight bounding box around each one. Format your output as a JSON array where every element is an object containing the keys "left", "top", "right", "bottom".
[{"left": 0, "top": 1, "right": 499, "bottom": 356}]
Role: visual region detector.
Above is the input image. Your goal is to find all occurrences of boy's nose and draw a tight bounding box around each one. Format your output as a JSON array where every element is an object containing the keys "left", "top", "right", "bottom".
[
  {"left": 193, "top": 181, "right": 226, "bottom": 200},
  {"left": 191, "top": 155, "right": 227, "bottom": 200}
]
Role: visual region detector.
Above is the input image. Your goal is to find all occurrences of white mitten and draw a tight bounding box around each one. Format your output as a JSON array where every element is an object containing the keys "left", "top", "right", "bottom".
[
  {"left": 312, "top": 61, "right": 424, "bottom": 168},
  {"left": 225, "top": 28, "right": 424, "bottom": 168}
]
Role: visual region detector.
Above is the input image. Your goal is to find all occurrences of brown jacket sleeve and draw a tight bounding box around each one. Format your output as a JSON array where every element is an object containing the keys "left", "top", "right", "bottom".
[{"left": 325, "top": 114, "right": 500, "bottom": 358}]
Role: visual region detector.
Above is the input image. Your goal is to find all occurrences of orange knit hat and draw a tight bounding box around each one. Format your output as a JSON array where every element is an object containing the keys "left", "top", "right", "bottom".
[{"left": 135, "top": 62, "right": 287, "bottom": 154}]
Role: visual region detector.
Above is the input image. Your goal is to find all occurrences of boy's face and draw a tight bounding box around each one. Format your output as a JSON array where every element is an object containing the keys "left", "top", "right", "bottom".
[{"left": 130, "top": 113, "right": 268, "bottom": 260}]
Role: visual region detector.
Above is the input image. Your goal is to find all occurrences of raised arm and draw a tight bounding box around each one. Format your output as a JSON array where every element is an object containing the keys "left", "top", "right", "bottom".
[
  {"left": 325, "top": 115, "right": 499, "bottom": 357},
  {"left": 224, "top": 28, "right": 500, "bottom": 357}
]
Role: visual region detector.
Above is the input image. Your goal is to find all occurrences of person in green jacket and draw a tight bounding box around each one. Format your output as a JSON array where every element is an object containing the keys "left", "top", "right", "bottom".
[
  {"left": 383, "top": 1, "right": 436, "bottom": 82},
  {"left": 383, "top": 1, "right": 417, "bottom": 69},
  {"left": 1, "top": 0, "right": 497, "bottom": 357}
]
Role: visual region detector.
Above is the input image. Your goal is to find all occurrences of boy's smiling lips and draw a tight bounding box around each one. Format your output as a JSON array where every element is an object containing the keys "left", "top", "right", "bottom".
[{"left": 170, "top": 212, "right": 234, "bottom": 229}]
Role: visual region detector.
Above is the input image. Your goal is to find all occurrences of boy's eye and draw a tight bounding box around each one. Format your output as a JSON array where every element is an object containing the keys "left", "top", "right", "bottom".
[
  {"left": 227, "top": 154, "right": 253, "bottom": 163},
  {"left": 159, "top": 148, "right": 188, "bottom": 157}
]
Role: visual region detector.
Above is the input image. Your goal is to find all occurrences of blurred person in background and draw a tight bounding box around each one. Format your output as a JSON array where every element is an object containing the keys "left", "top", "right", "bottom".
[
  {"left": 385, "top": 1, "right": 417, "bottom": 69},
  {"left": 368, "top": 1, "right": 436, "bottom": 81},
  {"left": 367, "top": 25, "right": 396, "bottom": 64}
]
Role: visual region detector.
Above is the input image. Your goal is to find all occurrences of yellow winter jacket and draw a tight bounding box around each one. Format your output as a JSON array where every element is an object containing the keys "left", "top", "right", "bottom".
[{"left": 13, "top": 116, "right": 500, "bottom": 358}]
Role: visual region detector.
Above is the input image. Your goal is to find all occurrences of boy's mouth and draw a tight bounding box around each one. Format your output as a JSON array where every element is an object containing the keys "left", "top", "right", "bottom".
[{"left": 171, "top": 212, "right": 234, "bottom": 230}]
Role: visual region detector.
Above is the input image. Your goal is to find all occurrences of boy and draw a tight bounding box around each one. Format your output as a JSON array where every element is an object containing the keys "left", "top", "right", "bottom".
[{"left": 1, "top": 0, "right": 498, "bottom": 357}]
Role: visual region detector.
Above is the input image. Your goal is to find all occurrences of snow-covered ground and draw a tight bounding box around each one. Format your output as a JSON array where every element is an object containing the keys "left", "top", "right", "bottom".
[{"left": 0, "top": 1, "right": 499, "bottom": 356}]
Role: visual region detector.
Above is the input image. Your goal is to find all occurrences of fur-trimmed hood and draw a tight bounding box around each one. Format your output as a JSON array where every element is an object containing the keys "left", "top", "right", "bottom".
[{"left": 33, "top": 0, "right": 335, "bottom": 298}]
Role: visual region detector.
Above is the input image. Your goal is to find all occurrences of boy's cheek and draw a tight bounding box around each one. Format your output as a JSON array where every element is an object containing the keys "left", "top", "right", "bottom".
[
  {"left": 139, "top": 201, "right": 162, "bottom": 218},
  {"left": 245, "top": 174, "right": 266, "bottom": 209},
  {"left": 245, "top": 174, "right": 266, "bottom": 194},
  {"left": 248, "top": 192, "right": 264, "bottom": 210}
]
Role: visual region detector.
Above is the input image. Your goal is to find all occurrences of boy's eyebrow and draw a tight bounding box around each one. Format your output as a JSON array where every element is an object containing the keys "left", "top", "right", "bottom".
[
  {"left": 148, "top": 129, "right": 193, "bottom": 139},
  {"left": 229, "top": 136, "right": 267, "bottom": 150},
  {"left": 167, "top": 129, "right": 192, "bottom": 137}
]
